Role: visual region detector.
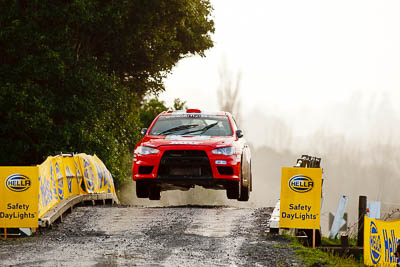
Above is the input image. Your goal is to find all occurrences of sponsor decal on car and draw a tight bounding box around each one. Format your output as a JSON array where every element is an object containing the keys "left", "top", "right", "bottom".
[
  {"left": 167, "top": 114, "right": 220, "bottom": 119},
  {"left": 165, "top": 135, "right": 211, "bottom": 141},
  {"left": 169, "top": 141, "right": 201, "bottom": 145}
]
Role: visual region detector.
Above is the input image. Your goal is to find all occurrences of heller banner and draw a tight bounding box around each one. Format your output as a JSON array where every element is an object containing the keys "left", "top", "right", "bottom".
[
  {"left": 38, "top": 154, "right": 116, "bottom": 218},
  {"left": 0, "top": 167, "right": 39, "bottom": 228},
  {"left": 364, "top": 216, "right": 400, "bottom": 266},
  {"left": 0, "top": 153, "right": 117, "bottom": 228},
  {"left": 279, "top": 167, "right": 322, "bottom": 229}
]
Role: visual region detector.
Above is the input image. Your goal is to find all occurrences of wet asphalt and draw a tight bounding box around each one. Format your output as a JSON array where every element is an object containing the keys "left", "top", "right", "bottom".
[{"left": 0, "top": 205, "right": 304, "bottom": 266}]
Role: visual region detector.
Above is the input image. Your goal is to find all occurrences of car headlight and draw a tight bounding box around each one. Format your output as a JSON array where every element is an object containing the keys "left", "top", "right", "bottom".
[
  {"left": 135, "top": 146, "right": 160, "bottom": 155},
  {"left": 211, "top": 147, "right": 235, "bottom": 156}
]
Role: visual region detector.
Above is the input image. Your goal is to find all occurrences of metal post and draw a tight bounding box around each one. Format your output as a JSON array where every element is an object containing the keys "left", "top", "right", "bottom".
[
  {"left": 341, "top": 235, "right": 349, "bottom": 248},
  {"left": 4, "top": 228, "right": 7, "bottom": 240},
  {"left": 357, "top": 195, "right": 367, "bottom": 247}
]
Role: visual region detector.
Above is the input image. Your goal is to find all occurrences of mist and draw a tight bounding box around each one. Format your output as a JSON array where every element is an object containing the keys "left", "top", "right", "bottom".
[
  {"left": 240, "top": 90, "right": 400, "bottom": 235},
  {"left": 149, "top": 0, "right": 400, "bottom": 237},
  {"left": 118, "top": 89, "right": 400, "bottom": 237}
]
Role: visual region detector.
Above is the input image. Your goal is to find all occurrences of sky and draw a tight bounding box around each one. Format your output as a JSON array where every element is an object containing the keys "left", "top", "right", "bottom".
[{"left": 160, "top": 0, "right": 400, "bottom": 143}]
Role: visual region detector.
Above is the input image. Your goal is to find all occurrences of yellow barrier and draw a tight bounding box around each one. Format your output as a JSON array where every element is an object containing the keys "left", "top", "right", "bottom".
[
  {"left": 1, "top": 154, "right": 117, "bottom": 229},
  {"left": 364, "top": 216, "right": 400, "bottom": 266}
]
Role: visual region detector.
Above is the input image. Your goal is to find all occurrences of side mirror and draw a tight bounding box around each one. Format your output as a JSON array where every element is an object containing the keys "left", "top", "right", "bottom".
[
  {"left": 141, "top": 128, "right": 148, "bottom": 135},
  {"left": 236, "top": 129, "right": 244, "bottom": 138}
]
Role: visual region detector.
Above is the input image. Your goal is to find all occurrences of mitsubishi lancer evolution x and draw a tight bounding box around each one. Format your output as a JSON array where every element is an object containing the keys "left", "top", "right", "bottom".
[{"left": 132, "top": 109, "right": 252, "bottom": 201}]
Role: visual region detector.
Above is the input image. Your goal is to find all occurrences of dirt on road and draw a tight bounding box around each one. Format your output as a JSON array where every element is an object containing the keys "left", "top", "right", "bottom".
[{"left": 0, "top": 205, "right": 303, "bottom": 266}]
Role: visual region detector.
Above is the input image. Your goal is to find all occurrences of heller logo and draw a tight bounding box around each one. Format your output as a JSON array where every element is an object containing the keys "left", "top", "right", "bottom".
[
  {"left": 370, "top": 221, "right": 381, "bottom": 264},
  {"left": 5, "top": 174, "right": 31, "bottom": 192},
  {"left": 288, "top": 175, "right": 313, "bottom": 193}
]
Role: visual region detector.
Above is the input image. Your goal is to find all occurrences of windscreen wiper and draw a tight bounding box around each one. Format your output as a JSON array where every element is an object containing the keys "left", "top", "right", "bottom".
[
  {"left": 159, "top": 124, "right": 198, "bottom": 135},
  {"left": 181, "top": 122, "right": 218, "bottom": 135}
]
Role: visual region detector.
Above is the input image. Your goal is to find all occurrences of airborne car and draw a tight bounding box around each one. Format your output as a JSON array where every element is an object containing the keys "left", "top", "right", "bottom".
[{"left": 132, "top": 109, "right": 252, "bottom": 201}]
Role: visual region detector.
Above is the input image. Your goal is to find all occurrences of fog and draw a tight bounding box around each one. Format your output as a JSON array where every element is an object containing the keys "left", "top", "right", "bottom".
[
  {"left": 123, "top": 0, "right": 400, "bottom": 236},
  {"left": 240, "top": 91, "right": 400, "bottom": 235},
  {"left": 119, "top": 90, "right": 400, "bottom": 237}
]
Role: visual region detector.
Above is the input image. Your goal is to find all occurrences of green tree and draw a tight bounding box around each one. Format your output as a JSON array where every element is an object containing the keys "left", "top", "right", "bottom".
[
  {"left": 139, "top": 97, "right": 188, "bottom": 129},
  {"left": 173, "top": 98, "right": 188, "bottom": 110},
  {"left": 139, "top": 98, "right": 169, "bottom": 129},
  {"left": 0, "top": 0, "right": 214, "bottom": 185}
]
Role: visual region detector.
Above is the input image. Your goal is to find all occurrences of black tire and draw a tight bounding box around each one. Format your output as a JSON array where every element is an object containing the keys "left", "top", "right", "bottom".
[
  {"left": 226, "top": 181, "right": 240, "bottom": 199},
  {"left": 238, "top": 160, "right": 250, "bottom": 202},
  {"left": 238, "top": 182, "right": 249, "bottom": 201},
  {"left": 149, "top": 186, "right": 161, "bottom": 200},
  {"left": 136, "top": 181, "right": 149, "bottom": 198}
]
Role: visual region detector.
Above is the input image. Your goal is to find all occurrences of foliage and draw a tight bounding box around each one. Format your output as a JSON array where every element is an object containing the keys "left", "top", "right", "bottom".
[
  {"left": 0, "top": 0, "right": 214, "bottom": 186},
  {"left": 321, "top": 236, "right": 358, "bottom": 247},
  {"left": 172, "top": 98, "right": 187, "bottom": 111},
  {"left": 139, "top": 97, "right": 188, "bottom": 128},
  {"left": 139, "top": 98, "right": 169, "bottom": 129},
  {"left": 285, "top": 235, "right": 365, "bottom": 267}
]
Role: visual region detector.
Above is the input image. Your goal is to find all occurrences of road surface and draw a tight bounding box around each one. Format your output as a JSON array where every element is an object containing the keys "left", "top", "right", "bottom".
[{"left": 0, "top": 205, "right": 303, "bottom": 266}]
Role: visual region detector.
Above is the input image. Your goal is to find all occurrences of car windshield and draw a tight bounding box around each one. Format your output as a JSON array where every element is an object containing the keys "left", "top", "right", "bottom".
[{"left": 149, "top": 114, "right": 233, "bottom": 136}]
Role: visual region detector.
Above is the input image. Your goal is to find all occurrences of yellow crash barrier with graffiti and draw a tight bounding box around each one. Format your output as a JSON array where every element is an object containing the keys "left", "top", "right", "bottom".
[
  {"left": 1, "top": 154, "right": 116, "bottom": 228},
  {"left": 364, "top": 216, "right": 400, "bottom": 266}
]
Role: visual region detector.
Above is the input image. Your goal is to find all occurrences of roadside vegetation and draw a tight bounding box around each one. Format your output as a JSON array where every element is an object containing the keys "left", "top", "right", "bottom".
[
  {"left": 0, "top": 0, "right": 214, "bottom": 186},
  {"left": 286, "top": 235, "right": 365, "bottom": 267},
  {"left": 321, "top": 236, "right": 358, "bottom": 247}
]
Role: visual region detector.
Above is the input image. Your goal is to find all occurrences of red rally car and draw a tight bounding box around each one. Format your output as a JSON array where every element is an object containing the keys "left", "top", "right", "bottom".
[{"left": 132, "top": 109, "right": 252, "bottom": 201}]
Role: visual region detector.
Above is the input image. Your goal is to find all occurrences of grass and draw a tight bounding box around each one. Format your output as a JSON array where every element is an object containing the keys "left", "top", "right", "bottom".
[
  {"left": 321, "top": 236, "right": 358, "bottom": 247},
  {"left": 285, "top": 235, "right": 366, "bottom": 267}
]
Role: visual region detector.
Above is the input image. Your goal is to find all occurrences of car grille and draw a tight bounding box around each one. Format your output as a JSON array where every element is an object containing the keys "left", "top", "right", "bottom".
[{"left": 157, "top": 150, "right": 212, "bottom": 178}]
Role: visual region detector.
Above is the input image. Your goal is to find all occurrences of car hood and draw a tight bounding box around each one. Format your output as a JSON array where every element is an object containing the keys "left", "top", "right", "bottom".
[{"left": 141, "top": 135, "right": 235, "bottom": 148}]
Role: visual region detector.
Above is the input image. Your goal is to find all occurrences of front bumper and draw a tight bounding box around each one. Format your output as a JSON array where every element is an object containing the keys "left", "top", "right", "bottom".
[
  {"left": 132, "top": 146, "right": 241, "bottom": 183},
  {"left": 135, "top": 176, "right": 238, "bottom": 191}
]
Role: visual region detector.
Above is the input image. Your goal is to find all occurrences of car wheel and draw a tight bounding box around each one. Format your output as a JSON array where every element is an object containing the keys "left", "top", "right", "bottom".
[
  {"left": 149, "top": 185, "right": 161, "bottom": 200},
  {"left": 226, "top": 181, "right": 240, "bottom": 199},
  {"left": 238, "top": 182, "right": 249, "bottom": 201},
  {"left": 238, "top": 161, "right": 249, "bottom": 202},
  {"left": 136, "top": 181, "right": 149, "bottom": 198}
]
